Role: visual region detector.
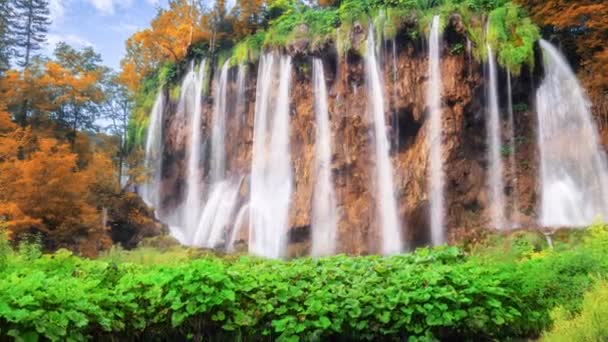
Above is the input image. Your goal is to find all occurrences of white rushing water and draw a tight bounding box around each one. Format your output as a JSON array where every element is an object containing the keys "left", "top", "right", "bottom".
[
  {"left": 486, "top": 45, "right": 506, "bottom": 229},
  {"left": 182, "top": 60, "right": 208, "bottom": 240},
  {"left": 193, "top": 177, "right": 243, "bottom": 248},
  {"left": 365, "top": 25, "right": 403, "bottom": 254},
  {"left": 506, "top": 68, "right": 519, "bottom": 227},
  {"left": 209, "top": 60, "right": 231, "bottom": 184},
  {"left": 141, "top": 89, "right": 165, "bottom": 208},
  {"left": 427, "top": 15, "right": 445, "bottom": 245},
  {"left": 536, "top": 40, "right": 608, "bottom": 227},
  {"left": 249, "top": 54, "right": 293, "bottom": 258},
  {"left": 311, "top": 58, "right": 338, "bottom": 256},
  {"left": 236, "top": 63, "right": 248, "bottom": 131}
]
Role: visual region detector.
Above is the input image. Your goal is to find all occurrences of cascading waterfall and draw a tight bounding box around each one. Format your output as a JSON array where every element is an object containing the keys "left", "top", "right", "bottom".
[
  {"left": 365, "top": 25, "right": 403, "bottom": 254},
  {"left": 192, "top": 60, "right": 244, "bottom": 248},
  {"left": 427, "top": 15, "right": 445, "bottom": 245},
  {"left": 140, "top": 89, "right": 164, "bottom": 208},
  {"left": 249, "top": 54, "right": 293, "bottom": 258},
  {"left": 236, "top": 64, "right": 248, "bottom": 131},
  {"left": 486, "top": 45, "right": 506, "bottom": 229},
  {"left": 506, "top": 69, "right": 519, "bottom": 226},
  {"left": 193, "top": 178, "right": 244, "bottom": 248},
  {"left": 182, "top": 60, "right": 207, "bottom": 239},
  {"left": 536, "top": 40, "right": 608, "bottom": 227},
  {"left": 228, "top": 203, "right": 250, "bottom": 252},
  {"left": 209, "top": 60, "right": 231, "bottom": 184},
  {"left": 311, "top": 58, "right": 338, "bottom": 256}
]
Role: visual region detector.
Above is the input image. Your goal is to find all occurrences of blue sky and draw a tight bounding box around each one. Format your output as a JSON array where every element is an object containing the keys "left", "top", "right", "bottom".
[{"left": 47, "top": 0, "right": 169, "bottom": 70}]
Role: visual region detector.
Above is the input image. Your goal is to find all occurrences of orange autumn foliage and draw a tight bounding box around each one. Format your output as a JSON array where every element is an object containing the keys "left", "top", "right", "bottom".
[
  {"left": 0, "top": 61, "right": 103, "bottom": 124},
  {"left": 0, "top": 133, "right": 112, "bottom": 255},
  {"left": 119, "top": 0, "right": 214, "bottom": 91}
]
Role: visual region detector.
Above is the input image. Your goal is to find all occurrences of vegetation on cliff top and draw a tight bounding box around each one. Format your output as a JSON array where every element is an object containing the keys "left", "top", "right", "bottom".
[{"left": 123, "top": 0, "right": 540, "bottom": 147}]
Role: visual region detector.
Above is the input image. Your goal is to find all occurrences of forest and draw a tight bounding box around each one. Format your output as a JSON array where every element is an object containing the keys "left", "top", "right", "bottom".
[{"left": 1, "top": 0, "right": 608, "bottom": 340}]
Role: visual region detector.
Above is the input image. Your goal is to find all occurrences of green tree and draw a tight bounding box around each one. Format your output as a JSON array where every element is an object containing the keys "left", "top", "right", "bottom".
[
  {"left": 100, "top": 72, "right": 134, "bottom": 185},
  {"left": 10, "top": 0, "right": 51, "bottom": 68},
  {"left": 0, "top": 0, "right": 12, "bottom": 73}
]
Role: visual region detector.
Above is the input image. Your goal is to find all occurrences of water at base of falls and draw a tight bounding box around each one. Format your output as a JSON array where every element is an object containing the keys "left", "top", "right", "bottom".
[
  {"left": 249, "top": 54, "right": 293, "bottom": 259},
  {"left": 486, "top": 45, "right": 507, "bottom": 229},
  {"left": 365, "top": 24, "right": 403, "bottom": 255},
  {"left": 537, "top": 40, "right": 608, "bottom": 227},
  {"left": 311, "top": 58, "right": 338, "bottom": 257},
  {"left": 427, "top": 15, "right": 446, "bottom": 246}
]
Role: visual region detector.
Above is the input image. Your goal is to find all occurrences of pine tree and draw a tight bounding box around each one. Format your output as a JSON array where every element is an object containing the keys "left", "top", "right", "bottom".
[
  {"left": 10, "top": 0, "right": 51, "bottom": 68},
  {"left": 0, "top": 0, "right": 12, "bottom": 73}
]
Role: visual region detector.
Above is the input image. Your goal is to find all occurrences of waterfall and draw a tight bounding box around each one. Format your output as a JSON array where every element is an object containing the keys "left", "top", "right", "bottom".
[
  {"left": 536, "top": 40, "right": 608, "bottom": 227},
  {"left": 210, "top": 60, "right": 231, "bottom": 184},
  {"left": 506, "top": 69, "right": 519, "bottom": 227},
  {"left": 486, "top": 45, "right": 506, "bottom": 229},
  {"left": 228, "top": 203, "right": 250, "bottom": 252},
  {"left": 236, "top": 64, "right": 248, "bottom": 131},
  {"left": 249, "top": 54, "right": 293, "bottom": 258},
  {"left": 427, "top": 15, "right": 445, "bottom": 245},
  {"left": 193, "top": 178, "right": 244, "bottom": 248},
  {"left": 190, "top": 59, "right": 236, "bottom": 248},
  {"left": 182, "top": 60, "right": 208, "bottom": 239},
  {"left": 140, "top": 89, "right": 164, "bottom": 208},
  {"left": 365, "top": 25, "right": 403, "bottom": 254},
  {"left": 311, "top": 58, "right": 338, "bottom": 256}
]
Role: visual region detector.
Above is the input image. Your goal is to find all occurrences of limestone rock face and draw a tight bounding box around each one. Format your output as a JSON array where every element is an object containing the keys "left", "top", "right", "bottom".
[{"left": 158, "top": 33, "right": 539, "bottom": 256}]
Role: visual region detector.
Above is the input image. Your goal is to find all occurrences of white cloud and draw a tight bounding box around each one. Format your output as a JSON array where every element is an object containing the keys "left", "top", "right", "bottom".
[
  {"left": 109, "top": 22, "right": 140, "bottom": 33},
  {"left": 85, "top": 0, "right": 135, "bottom": 15},
  {"left": 49, "top": 0, "right": 68, "bottom": 26},
  {"left": 45, "top": 33, "right": 95, "bottom": 53}
]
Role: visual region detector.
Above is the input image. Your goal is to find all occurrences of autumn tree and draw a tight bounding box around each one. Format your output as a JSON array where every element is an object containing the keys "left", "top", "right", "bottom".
[
  {"left": 0, "top": 44, "right": 105, "bottom": 134},
  {"left": 47, "top": 43, "right": 106, "bottom": 140},
  {"left": 119, "top": 0, "right": 215, "bottom": 92}
]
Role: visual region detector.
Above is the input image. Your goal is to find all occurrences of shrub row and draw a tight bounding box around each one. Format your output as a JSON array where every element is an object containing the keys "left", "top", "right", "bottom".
[{"left": 1, "top": 226, "right": 607, "bottom": 341}]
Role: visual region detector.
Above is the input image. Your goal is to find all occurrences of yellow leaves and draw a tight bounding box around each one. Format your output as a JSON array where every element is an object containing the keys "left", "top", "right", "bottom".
[
  {"left": 0, "top": 61, "right": 104, "bottom": 118},
  {"left": 118, "top": 0, "right": 216, "bottom": 92},
  {"left": 0, "top": 134, "right": 115, "bottom": 251}
]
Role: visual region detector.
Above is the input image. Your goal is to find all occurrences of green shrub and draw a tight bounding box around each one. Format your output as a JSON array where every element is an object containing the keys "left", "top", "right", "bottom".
[
  {"left": 542, "top": 280, "right": 608, "bottom": 342},
  {"left": 1, "top": 228, "right": 607, "bottom": 341}
]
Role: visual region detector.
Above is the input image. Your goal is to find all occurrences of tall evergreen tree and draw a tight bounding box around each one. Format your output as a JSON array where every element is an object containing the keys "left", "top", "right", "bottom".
[
  {"left": 0, "top": 0, "right": 12, "bottom": 73},
  {"left": 10, "top": 0, "right": 51, "bottom": 68}
]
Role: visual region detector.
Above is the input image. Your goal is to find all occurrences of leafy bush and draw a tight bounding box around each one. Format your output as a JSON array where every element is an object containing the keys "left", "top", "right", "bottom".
[
  {"left": 541, "top": 280, "right": 608, "bottom": 342},
  {"left": 1, "top": 227, "right": 607, "bottom": 341}
]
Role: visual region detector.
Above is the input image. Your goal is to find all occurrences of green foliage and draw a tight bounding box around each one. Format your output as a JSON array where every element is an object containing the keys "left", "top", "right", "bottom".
[
  {"left": 513, "top": 102, "right": 528, "bottom": 112},
  {"left": 487, "top": 2, "right": 539, "bottom": 74},
  {"left": 0, "top": 223, "right": 10, "bottom": 270},
  {"left": 232, "top": 32, "right": 266, "bottom": 66},
  {"left": 157, "top": 61, "right": 178, "bottom": 85},
  {"left": 542, "top": 279, "right": 608, "bottom": 342},
  {"left": 1, "top": 226, "right": 608, "bottom": 340},
  {"left": 451, "top": 42, "right": 465, "bottom": 55},
  {"left": 263, "top": 6, "right": 339, "bottom": 51}
]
